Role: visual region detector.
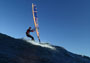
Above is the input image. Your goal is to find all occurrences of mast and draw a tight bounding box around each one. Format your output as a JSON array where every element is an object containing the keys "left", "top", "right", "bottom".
[{"left": 32, "top": 3, "right": 41, "bottom": 43}]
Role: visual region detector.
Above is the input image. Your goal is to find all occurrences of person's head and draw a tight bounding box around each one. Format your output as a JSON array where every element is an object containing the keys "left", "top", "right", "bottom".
[{"left": 29, "top": 27, "right": 31, "bottom": 29}]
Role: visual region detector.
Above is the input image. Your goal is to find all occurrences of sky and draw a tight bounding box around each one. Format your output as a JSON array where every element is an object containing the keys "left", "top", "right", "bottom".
[{"left": 0, "top": 0, "right": 90, "bottom": 57}]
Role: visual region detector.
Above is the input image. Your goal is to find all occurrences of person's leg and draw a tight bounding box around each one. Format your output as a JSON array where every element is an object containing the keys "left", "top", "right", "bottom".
[
  {"left": 30, "top": 35, "right": 34, "bottom": 40},
  {"left": 26, "top": 34, "right": 34, "bottom": 40}
]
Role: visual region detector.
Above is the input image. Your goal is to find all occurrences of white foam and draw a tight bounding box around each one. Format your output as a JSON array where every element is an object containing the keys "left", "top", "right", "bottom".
[{"left": 23, "top": 38, "right": 56, "bottom": 50}]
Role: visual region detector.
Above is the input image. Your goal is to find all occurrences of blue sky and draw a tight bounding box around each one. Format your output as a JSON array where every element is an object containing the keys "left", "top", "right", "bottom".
[{"left": 0, "top": 0, "right": 90, "bottom": 57}]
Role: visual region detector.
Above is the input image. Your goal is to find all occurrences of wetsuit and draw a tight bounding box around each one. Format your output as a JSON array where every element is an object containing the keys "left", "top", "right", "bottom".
[{"left": 26, "top": 29, "right": 34, "bottom": 40}]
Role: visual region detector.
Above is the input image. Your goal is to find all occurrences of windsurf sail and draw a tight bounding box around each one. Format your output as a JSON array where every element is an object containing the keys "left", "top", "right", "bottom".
[{"left": 32, "top": 3, "right": 41, "bottom": 42}]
